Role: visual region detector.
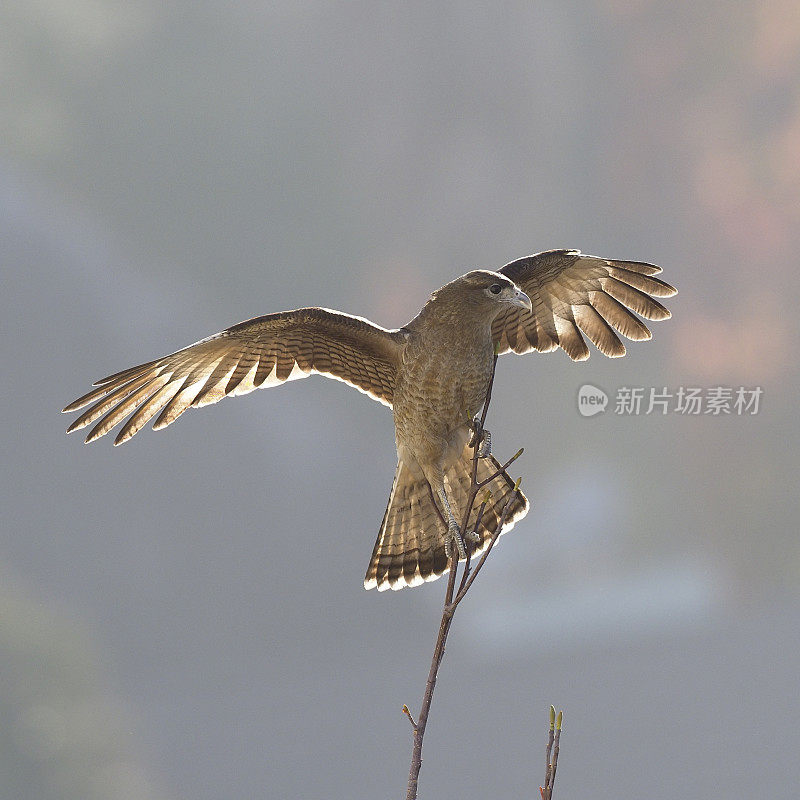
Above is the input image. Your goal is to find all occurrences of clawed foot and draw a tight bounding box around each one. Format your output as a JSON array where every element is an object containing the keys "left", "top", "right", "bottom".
[
  {"left": 444, "top": 521, "right": 467, "bottom": 559},
  {"left": 444, "top": 523, "right": 481, "bottom": 559}
]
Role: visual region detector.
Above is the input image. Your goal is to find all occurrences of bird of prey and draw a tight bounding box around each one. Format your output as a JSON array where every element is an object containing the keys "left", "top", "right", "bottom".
[{"left": 64, "top": 249, "right": 676, "bottom": 591}]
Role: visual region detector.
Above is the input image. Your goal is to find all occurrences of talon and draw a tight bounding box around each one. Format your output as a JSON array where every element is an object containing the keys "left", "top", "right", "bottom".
[{"left": 447, "top": 521, "right": 467, "bottom": 559}]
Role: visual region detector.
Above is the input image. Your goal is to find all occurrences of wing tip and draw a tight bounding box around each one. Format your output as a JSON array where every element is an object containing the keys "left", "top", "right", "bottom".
[{"left": 62, "top": 398, "right": 88, "bottom": 414}]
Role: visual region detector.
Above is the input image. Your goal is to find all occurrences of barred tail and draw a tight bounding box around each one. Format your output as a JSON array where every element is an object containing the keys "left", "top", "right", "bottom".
[{"left": 364, "top": 450, "right": 529, "bottom": 591}]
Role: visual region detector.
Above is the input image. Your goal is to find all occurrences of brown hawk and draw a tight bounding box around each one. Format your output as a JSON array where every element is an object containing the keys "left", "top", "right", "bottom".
[{"left": 63, "top": 249, "right": 676, "bottom": 591}]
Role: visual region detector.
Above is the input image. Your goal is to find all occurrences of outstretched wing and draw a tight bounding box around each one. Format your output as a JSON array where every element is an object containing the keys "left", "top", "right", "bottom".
[
  {"left": 64, "top": 307, "right": 405, "bottom": 445},
  {"left": 492, "top": 249, "right": 677, "bottom": 360}
]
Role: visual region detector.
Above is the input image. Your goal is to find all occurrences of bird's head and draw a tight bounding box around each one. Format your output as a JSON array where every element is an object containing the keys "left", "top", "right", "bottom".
[{"left": 439, "top": 270, "right": 532, "bottom": 315}]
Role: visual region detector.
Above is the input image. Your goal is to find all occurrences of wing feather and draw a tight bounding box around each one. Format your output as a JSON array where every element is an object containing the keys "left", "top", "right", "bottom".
[
  {"left": 553, "top": 315, "right": 590, "bottom": 361},
  {"left": 65, "top": 307, "right": 404, "bottom": 444},
  {"left": 65, "top": 373, "right": 159, "bottom": 433},
  {"left": 114, "top": 381, "right": 182, "bottom": 445},
  {"left": 574, "top": 303, "right": 626, "bottom": 357},
  {"left": 85, "top": 375, "right": 171, "bottom": 443},
  {"left": 590, "top": 291, "right": 652, "bottom": 341},
  {"left": 92, "top": 361, "right": 158, "bottom": 387},
  {"left": 600, "top": 276, "right": 672, "bottom": 320},
  {"left": 494, "top": 249, "right": 676, "bottom": 360},
  {"left": 152, "top": 378, "right": 203, "bottom": 431},
  {"left": 224, "top": 353, "right": 260, "bottom": 396},
  {"left": 606, "top": 267, "right": 676, "bottom": 297}
]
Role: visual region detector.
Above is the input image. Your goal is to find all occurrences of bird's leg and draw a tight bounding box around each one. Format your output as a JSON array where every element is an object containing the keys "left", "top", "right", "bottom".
[
  {"left": 469, "top": 415, "right": 492, "bottom": 458},
  {"left": 436, "top": 486, "right": 467, "bottom": 560}
]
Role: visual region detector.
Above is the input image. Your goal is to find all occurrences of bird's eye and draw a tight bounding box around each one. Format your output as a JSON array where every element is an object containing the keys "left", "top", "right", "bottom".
[{"left": 489, "top": 284, "right": 503, "bottom": 295}]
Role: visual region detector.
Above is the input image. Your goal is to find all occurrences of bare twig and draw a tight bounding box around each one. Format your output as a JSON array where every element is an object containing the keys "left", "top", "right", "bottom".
[
  {"left": 540, "top": 706, "right": 563, "bottom": 800},
  {"left": 404, "top": 355, "right": 525, "bottom": 800},
  {"left": 544, "top": 706, "right": 555, "bottom": 793},
  {"left": 477, "top": 447, "right": 524, "bottom": 487},
  {"left": 454, "top": 475, "right": 521, "bottom": 605},
  {"left": 456, "top": 489, "right": 490, "bottom": 596}
]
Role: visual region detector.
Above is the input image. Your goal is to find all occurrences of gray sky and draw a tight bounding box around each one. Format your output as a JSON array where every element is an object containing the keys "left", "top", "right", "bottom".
[{"left": 3, "top": 2, "right": 798, "bottom": 798}]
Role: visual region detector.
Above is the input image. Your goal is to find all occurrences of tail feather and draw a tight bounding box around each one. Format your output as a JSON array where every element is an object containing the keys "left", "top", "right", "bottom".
[{"left": 364, "top": 449, "right": 529, "bottom": 591}]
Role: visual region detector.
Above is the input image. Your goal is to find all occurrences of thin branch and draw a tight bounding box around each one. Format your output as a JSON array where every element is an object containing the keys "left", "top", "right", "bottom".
[
  {"left": 477, "top": 351, "right": 498, "bottom": 429},
  {"left": 540, "top": 706, "right": 563, "bottom": 800},
  {"left": 551, "top": 720, "right": 562, "bottom": 792},
  {"left": 477, "top": 447, "right": 524, "bottom": 487},
  {"left": 404, "top": 354, "right": 525, "bottom": 800},
  {"left": 405, "top": 574, "right": 457, "bottom": 800},
  {"left": 454, "top": 478, "right": 521, "bottom": 605},
  {"left": 402, "top": 705, "right": 416, "bottom": 729},
  {"left": 456, "top": 490, "right": 490, "bottom": 596},
  {"left": 543, "top": 706, "right": 555, "bottom": 798}
]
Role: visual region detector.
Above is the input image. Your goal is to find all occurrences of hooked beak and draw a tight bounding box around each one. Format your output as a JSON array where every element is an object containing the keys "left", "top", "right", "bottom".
[{"left": 509, "top": 288, "right": 532, "bottom": 312}]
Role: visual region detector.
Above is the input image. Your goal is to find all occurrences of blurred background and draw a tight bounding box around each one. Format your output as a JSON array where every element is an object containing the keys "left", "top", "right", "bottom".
[{"left": 2, "top": 1, "right": 798, "bottom": 798}]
